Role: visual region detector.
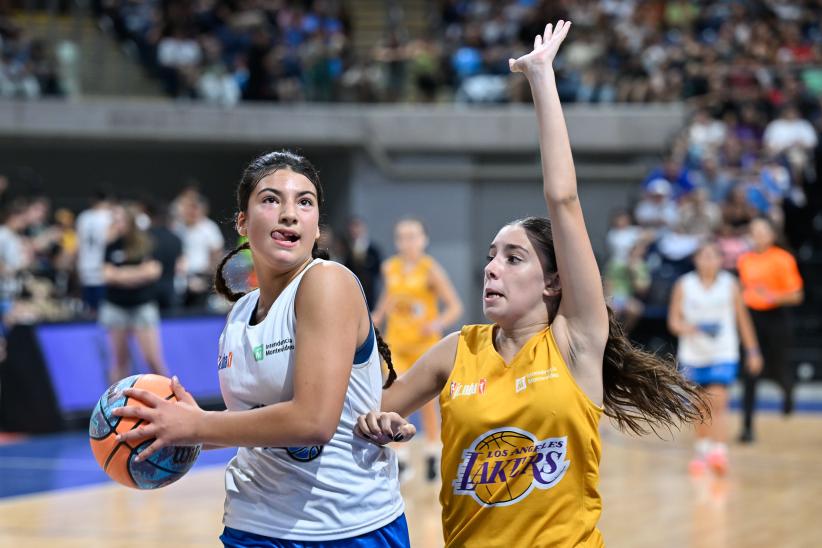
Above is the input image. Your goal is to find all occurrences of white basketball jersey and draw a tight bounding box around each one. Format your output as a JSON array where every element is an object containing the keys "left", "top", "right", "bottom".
[
  {"left": 677, "top": 271, "right": 739, "bottom": 366},
  {"left": 217, "top": 259, "right": 403, "bottom": 540}
]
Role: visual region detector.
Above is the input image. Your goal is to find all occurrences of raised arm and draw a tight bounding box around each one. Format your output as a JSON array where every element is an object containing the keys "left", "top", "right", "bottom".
[{"left": 509, "top": 21, "right": 609, "bottom": 362}]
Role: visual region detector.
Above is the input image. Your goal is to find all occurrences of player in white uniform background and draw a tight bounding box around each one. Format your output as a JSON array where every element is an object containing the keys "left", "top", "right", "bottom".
[
  {"left": 113, "top": 150, "right": 409, "bottom": 547},
  {"left": 668, "top": 240, "right": 762, "bottom": 475}
]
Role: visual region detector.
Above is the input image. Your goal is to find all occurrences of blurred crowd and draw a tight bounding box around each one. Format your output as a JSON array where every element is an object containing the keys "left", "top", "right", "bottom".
[
  {"left": 0, "top": 179, "right": 230, "bottom": 330},
  {"left": 0, "top": 173, "right": 385, "bottom": 329},
  {"left": 0, "top": 9, "right": 69, "bottom": 99},
  {"left": 603, "top": 98, "right": 819, "bottom": 339},
  {"left": 425, "top": 0, "right": 822, "bottom": 104},
  {"left": 92, "top": 0, "right": 822, "bottom": 105},
  {"left": 5, "top": 0, "right": 822, "bottom": 105},
  {"left": 97, "top": 0, "right": 351, "bottom": 105}
]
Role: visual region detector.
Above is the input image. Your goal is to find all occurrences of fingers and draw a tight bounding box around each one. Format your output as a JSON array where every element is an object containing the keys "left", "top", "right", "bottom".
[
  {"left": 122, "top": 387, "right": 163, "bottom": 408},
  {"left": 543, "top": 22, "right": 553, "bottom": 43},
  {"left": 365, "top": 411, "right": 381, "bottom": 438},
  {"left": 378, "top": 413, "right": 395, "bottom": 438},
  {"left": 534, "top": 33, "right": 542, "bottom": 50},
  {"left": 112, "top": 404, "right": 153, "bottom": 421},
  {"left": 171, "top": 375, "right": 195, "bottom": 405},
  {"left": 116, "top": 423, "right": 157, "bottom": 444},
  {"left": 134, "top": 439, "right": 164, "bottom": 462},
  {"left": 558, "top": 20, "right": 571, "bottom": 41},
  {"left": 395, "top": 422, "right": 416, "bottom": 443}
]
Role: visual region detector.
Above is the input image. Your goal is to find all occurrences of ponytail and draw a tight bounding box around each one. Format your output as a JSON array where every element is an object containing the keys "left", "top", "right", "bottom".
[
  {"left": 215, "top": 241, "right": 331, "bottom": 302},
  {"left": 375, "top": 327, "right": 397, "bottom": 389},
  {"left": 214, "top": 242, "right": 251, "bottom": 302},
  {"left": 602, "top": 305, "right": 708, "bottom": 436}
]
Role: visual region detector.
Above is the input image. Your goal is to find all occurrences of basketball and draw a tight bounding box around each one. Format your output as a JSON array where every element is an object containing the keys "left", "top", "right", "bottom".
[{"left": 89, "top": 374, "right": 202, "bottom": 489}]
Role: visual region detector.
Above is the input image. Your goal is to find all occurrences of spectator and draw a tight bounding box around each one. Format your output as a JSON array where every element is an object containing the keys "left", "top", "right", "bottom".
[
  {"left": 146, "top": 201, "right": 183, "bottom": 312},
  {"left": 634, "top": 178, "right": 679, "bottom": 230},
  {"left": 75, "top": 190, "right": 113, "bottom": 315},
  {"left": 342, "top": 216, "right": 382, "bottom": 310},
  {"left": 100, "top": 204, "right": 168, "bottom": 383},
  {"left": 173, "top": 193, "right": 224, "bottom": 309}
]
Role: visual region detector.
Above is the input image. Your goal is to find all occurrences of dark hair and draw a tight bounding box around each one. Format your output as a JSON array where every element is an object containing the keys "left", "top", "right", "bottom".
[
  {"left": 512, "top": 216, "right": 707, "bottom": 436},
  {"left": 214, "top": 150, "right": 397, "bottom": 388}
]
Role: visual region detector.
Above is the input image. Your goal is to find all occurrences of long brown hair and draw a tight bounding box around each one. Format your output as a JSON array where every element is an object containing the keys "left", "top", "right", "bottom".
[
  {"left": 515, "top": 216, "right": 707, "bottom": 435},
  {"left": 213, "top": 150, "right": 397, "bottom": 388}
]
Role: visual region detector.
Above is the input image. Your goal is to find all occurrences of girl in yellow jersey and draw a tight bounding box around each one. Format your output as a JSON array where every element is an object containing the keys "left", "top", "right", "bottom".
[
  {"left": 357, "top": 21, "right": 706, "bottom": 547},
  {"left": 372, "top": 218, "right": 463, "bottom": 481}
]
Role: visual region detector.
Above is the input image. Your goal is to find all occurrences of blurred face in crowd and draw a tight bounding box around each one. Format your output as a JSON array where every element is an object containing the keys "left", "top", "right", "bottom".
[
  {"left": 394, "top": 219, "right": 427, "bottom": 260},
  {"left": 611, "top": 211, "right": 632, "bottom": 229},
  {"left": 237, "top": 168, "right": 320, "bottom": 273},
  {"left": 694, "top": 242, "right": 722, "bottom": 279},
  {"left": 180, "top": 197, "right": 204, "bottom": 225},
  {"left": 749, "top": 218, "right": 776, "bottom": 251},
  {"left": 483, "top": 224, "right": 556, "bottom": 328}
]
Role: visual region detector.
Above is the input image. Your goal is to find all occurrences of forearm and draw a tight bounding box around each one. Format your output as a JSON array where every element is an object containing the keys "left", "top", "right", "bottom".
[
  {"left": 436, "top": 302, "right": 463, "bottom": 330},
  {"left": 529, "top": 69, "right": 577, "bottom": 203},
  {"left": 197, "top": 401, "right": 336, "bottom": 447}
]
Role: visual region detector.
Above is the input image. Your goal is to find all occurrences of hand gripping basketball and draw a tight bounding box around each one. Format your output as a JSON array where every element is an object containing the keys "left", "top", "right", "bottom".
[
  {"left": 355, "top": 411, "right": 416, "bottom": 445},
  {"left": 112, "top": 375, "right": 206, "bottom": 462}
]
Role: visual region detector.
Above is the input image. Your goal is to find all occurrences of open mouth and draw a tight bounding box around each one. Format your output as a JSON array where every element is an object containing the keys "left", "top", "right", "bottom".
[
  {"left": 271, "top": 229, "right": 301, "bottom": 247},
  {"left": 484, "top": 288, "right": 504, "bottom": 301}
]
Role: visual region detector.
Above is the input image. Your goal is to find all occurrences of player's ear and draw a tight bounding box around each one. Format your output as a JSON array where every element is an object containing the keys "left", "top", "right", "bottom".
[{"left": 236, "top": 212, "right": 247, "bottom": 236}]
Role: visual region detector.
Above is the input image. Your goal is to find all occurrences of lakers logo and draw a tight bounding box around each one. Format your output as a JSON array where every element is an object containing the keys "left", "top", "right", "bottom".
[{"left": 452, "top": 427, "right": 570, "bottom": 507}]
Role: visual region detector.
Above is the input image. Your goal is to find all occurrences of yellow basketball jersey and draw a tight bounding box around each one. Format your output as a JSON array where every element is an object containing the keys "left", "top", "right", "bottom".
[
  {"left": 439, "top": 325, "right": 604, "bottom": 548},
  {"left": 383, "top": 255, "right": 439, "bottom": 356}
]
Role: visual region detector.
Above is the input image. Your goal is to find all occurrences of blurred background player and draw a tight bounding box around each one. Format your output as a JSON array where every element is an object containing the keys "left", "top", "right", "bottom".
[
  {"left": 372, "top": 217, "right": 463, "bottom": 482},
  {"left": 100, "top": 203, "right": 168, "bottom": 383},
  {"left": 668, "top": 240, "right": 762, "bottom": 474},
  {"left": 737, "top": 218, "right": 804, "bottom": 442}
]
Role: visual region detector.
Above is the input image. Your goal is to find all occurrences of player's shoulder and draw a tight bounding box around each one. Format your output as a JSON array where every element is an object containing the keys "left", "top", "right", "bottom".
[{"left": 300, "top": 260, "right": 361, "bottom": 295}]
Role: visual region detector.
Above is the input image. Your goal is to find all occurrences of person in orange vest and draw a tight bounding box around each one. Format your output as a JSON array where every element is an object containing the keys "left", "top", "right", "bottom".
[{"left": 736, "top": 217, "right": 804, "bottom": 443}]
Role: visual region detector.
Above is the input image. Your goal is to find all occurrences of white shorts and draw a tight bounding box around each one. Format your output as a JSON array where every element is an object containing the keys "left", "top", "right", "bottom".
[{"left": 99, "top": 301, "right": 160, "bottom": 330}]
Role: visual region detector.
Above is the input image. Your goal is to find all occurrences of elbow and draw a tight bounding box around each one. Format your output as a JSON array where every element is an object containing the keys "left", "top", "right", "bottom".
[{"left": 302, "top": 418, "right": 336, "bottom": 446}]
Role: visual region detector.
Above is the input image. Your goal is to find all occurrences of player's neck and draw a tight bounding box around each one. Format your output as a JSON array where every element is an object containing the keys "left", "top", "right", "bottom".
[
  {"left": 494, "top": 321, "right": 548, "bottom": 357},
  {"left": 255, "top": 259, "right": 313, "bottom": 321}
]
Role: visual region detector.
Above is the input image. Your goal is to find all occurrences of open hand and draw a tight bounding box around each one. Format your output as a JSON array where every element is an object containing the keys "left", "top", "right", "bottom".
[
  {"left": 355, "top": 411, "right": 416, "bottom": 446},
  {"left": 509, "top": 20, "right": 572, "bottom": 75},
  {"left": 112, "top": 376, "right": 205, "bottom": 461}
]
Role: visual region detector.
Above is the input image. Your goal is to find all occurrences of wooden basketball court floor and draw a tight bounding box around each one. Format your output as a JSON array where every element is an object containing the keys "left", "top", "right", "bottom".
[{"left": 1, "top": 412, "right": 820, "bottom": 547}]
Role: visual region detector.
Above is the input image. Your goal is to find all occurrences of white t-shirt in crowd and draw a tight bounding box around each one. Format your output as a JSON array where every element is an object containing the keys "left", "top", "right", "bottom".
[
  {"left": 763, "top": 118, "right": 818, "bottom": 153},
  {"left": 174, "top": 217, "right": 224, "bottom": 275},
  {"left": 75, "top": 207, "right": 112, "bottom": 287}
]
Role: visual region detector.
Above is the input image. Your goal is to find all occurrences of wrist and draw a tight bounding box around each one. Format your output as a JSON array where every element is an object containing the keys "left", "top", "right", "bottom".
[
  {"left": 194, "top": 409, "right": 214, "bottom": 444},
  {"left": 746, "top": 347, "right": 761, "bottom": 357}
]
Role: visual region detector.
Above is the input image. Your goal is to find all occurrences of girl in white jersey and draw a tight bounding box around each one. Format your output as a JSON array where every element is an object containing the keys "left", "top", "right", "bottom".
[
  {"left": 113, "top": 151, "right": 409, "bottom": 547},
  {"left": 668, "top": 240, "right": 762, "bottom": 475}
]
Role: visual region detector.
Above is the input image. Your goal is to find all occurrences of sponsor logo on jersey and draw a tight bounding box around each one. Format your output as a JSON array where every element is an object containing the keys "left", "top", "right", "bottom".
[
  {"left": 265, "top": 338, "right": 294, "bottom": 356},
  {"left": 449, "top": 378, "right": 487, "bottom": 399},
  {"left": 253, "top": 345, "right": 264, "bottom": 361},
  {"left": 452, "top": 427, "right": 570, "bottom": 507},
  {"left": 218, "top": 352, "right": 233, "bottom": 370},
  {"left": 515, "top": 368, "right": 559, "bottom": 393}
]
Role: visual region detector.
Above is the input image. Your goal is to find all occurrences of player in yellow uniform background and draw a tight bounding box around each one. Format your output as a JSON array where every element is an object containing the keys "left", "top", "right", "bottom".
[
  {"left": 357, "top": 21, "right": 706, "bottom": 547},
  {"left": 372, "top": 218, "right": 463, "bottom": 481}
]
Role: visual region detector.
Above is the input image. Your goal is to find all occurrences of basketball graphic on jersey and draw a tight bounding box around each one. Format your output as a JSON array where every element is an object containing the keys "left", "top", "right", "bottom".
[
  {"left": 452, "top": 427, "right": 570, "bottom": 507},
  {"left": 286, "top": 445, "right": 323, "bottom": 462}
]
